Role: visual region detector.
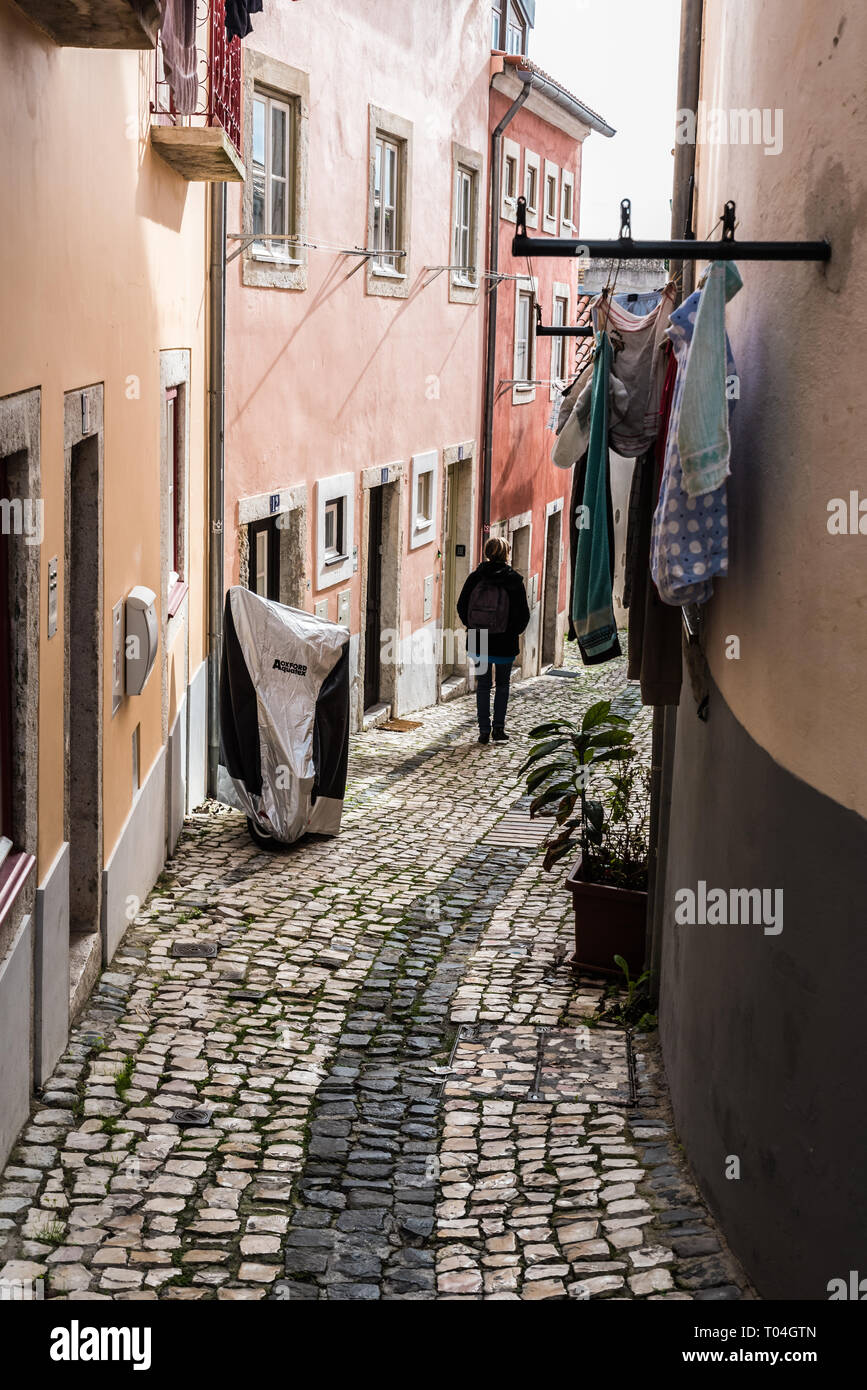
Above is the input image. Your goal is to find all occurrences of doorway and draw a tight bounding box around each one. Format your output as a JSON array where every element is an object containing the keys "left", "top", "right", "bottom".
[
  {"left": 510, "top": 522, "right": 531, "bottom": 674},
  {"left": 541, "top": 508, "right": 561, "bottom": 666},
  {"left": 442, "top": 458, "right": 472, "bottom": 681},
  {"left": 67, "top": 425, "right": 103, "bottom": 937},
  {"left": 364, "top": 483, "right": 383, "bottom": 710},
  {"left": 248, "top": 515, "right": 280, "bottom": 600}
]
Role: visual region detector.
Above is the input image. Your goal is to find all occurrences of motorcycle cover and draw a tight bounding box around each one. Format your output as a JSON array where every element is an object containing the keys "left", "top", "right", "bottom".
[{"left": 218, "top": 586, "right": 351, "bottom": 843}]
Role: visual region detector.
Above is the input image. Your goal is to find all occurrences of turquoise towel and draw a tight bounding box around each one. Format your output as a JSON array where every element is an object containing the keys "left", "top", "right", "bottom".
[
  {"left": 678, "top": 261, "right": 743, "bottom": 498},
  {"left": 572, "top": 331, "right": 621, "bottom": 665}
]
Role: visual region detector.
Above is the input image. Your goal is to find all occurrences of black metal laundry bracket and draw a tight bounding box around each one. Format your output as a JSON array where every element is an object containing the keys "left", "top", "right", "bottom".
[
  {"left": 513, "top": 196, "right": 831, "bottom": 263},
  {"left": 533, "top": 303, "right": 593, "bottom": 337}
]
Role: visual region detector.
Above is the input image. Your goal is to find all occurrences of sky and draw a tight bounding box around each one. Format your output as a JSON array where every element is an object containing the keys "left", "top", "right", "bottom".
[{"left": 529, "top": 0, "right": 682, "bottom": 239}]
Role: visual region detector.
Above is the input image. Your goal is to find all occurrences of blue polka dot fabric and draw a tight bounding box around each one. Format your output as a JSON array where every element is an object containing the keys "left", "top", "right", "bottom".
[{"left": 651, "top": 289, "right": 737, "bottom": 606}]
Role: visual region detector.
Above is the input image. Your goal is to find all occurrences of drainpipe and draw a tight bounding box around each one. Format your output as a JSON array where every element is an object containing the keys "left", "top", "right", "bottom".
[
  {"left": 481, "top": 78, "right": 532, "bottom": 545},
  {"left": 646, "top": 0, "right": 704, "bottom": 999},
  {"left": 207, "top": 181, "right": 226, "bottom": 797}
]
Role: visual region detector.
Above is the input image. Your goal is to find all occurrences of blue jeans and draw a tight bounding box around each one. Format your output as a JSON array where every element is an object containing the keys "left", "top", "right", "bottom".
[{"left": 475, "top": 660, "right": 513, "bottom": 733}]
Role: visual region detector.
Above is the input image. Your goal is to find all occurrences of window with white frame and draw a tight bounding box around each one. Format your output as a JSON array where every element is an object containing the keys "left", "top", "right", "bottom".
[
  {"left": 453, "top": 166, "right": 475, "bottom": 282},
  {"left": 543, "top": 160, "right": 559, "bottom": 235},
  {"left": 504, "top": 155, "right": 517, "bottom": 200},
  {"left": 501, "top": 137, "right": 520, "bottom": 221},
  {"left": 491, "top": 3, "right": 501, "bottom": 48},
  {"left": 551, "top": 292, "right": 569, "bottom": 387},
  {"left": 523, "top": 149, "right": 540, "bottom": 229},
  {"left": 515, "top": 288, "right": 534, "bottom": 388},
  {"left": 251, "top": 89, "right": 296, "bottom": 261},
  {"left": 506, "top": 2, "right": 526, "bottom": 53},
  {"left": 373, "top": 134, "right": 401, "bottom": 272},
  {"left": 525, "top": 163, "right": 538, "bottom": 213},
  {"left": 316, "top": 473, "right": 354, "bottom": 589},
  {"left": 368, "top": 108, "right": 412, "bottom": 297},
  {"left": 561, "top": 170, "right": 575, "bottom": 232},
  {"left": 324, "top": 498, "right": 345, "bottom": 563},
  {"left": 410, "top": 451, "right": 438, "bottom": 549},
  {"left": 545, "top": 175, "right": 557, "bottom": 221}
]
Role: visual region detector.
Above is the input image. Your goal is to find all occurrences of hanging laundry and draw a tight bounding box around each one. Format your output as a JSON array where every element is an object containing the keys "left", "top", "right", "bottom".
[
  {"left": 566, "top": 449, "right": 588, "bottom": 642},
  {"left": 552, "top": 360, "right": 627, "bottom": 469},
  {"left": 596, "top": 283, "right": 677, "bottom": 458},
  {"left": 226, "top": 0, "right": 263, "bottom": 42},
  {"left": 572, "top": 332, "right": 621, "bottom": 665},
  {"left": 677, "top": 261, "right": 744, "bottom": 497},
  {"left": 622, "top": 344, "right": 683, "bottom": 705},
  {"left": 159, "top": 0, "right": 198, "bottom": 116},
  {"left": 612, "top": 289, "right": 663, "bottom": 319},
  {"left": 650, "top": 271, "right": 742, "bottom": 607}
]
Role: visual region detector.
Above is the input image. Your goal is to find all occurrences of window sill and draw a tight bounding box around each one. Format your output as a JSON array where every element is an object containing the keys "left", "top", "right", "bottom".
[
  {"left": 251, "top": 247, "right": 303, "bottom": 266},
  {"left": 372, "top": 264, "right": 406, "bottom": 280},
  {"left": 0, "top": 849, "right": 36, "bottom": 930},
  {"left": 167, "top": 580, "right": 189, "bottom": 619},
  {"left": 451, "top": 276, "right": 478, "bottom": 290},
  {"left": 324, "top": 552, "right": 349, "bottom": 568}
]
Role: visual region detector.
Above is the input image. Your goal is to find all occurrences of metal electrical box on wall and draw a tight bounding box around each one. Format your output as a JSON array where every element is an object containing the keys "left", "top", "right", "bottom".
[
  {"left": 423, "top": 574, "right": 433, "bottom": 622},
  {"left": 125, "top": 586, "right": 158, "bottom": 696},
  {"left": 337, "top": 590, "right": 351, "bottom": 629}
]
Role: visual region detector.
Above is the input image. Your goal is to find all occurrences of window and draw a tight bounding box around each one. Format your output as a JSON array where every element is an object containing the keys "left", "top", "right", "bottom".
[
  {"left": 162, "top": 362, "right": 189, "bottom": 620},
  {"left": 248, "top": 516, "right": 280, "bottom": 600},
  {"left": 453, "top": 167, "right": 476, "bottom": 283},
  {"left": 513, "top": 279, "right": 537, "bottom": 402},
  {"left": 165, "top": 389, "right": 182, "bottom": 593},
  {"left": 525, "top": 164, "right": 537, "bottom": 213},
  {"left": 507, "top": 2, "right": 526, "bottom": 54},
  {"left": 410, "top": 451, "right": 438, "bottom": 549},
  {"left": 500, "top": 137, "right": 520, "bottom": 221},
  {"left": 243, "top": 53, "right": 309, "bottom": 292},
  {"left": 546, "top": 175, "right": 556, "bottom": 220},
  {"left": 374, "top": 135, "right": 402, "bottom": 272},
  {"left": 504, "top": 155, "right": 517, "bottom": 200},
  {"left": 491, "top": 4, "right": 501, "bottom": 48},
  {"left": 551, "top": 292, "right": 569, "bottom": 387},
  {"left": 523, "top": 149, "right": 540, "bottom": 229},
  {"left": 450, "top": 144, "right": 482, "bottom": 301},
  {"left": 561, "top": 172, "right": 575, "bottom": 230},
  {"left": 416, "top": 469, "right": 433, "bottom": 528},
  {"left": 516, "top": 291, "right": 532, "bottom": 382},
  {"left": 324, "top": 498, "right": 345, "bottom": 562},
  {"left": 252, "top": 90, "right": 295, "bottom": 261},
  {"left": 316, "top": 474, "right": 354, "bottom": 588},
  {"left": 368, "top": 107, "right": 412, "bottom": 298}
]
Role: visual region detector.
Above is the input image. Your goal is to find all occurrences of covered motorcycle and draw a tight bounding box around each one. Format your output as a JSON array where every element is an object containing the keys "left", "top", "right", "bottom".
[{"left": 218, "top": 586, "right": 351, "bottom": 849}]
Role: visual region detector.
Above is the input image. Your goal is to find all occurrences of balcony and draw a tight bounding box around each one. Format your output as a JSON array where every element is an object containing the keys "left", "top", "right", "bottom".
[
  {"left": 12, "top": 0, "right": 160, "bottom": 48},
  {"left": 150, "top": 0, "right": 244, "bottom": 183}
]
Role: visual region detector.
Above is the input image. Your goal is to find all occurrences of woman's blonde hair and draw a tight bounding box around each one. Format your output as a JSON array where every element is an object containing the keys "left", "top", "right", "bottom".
[{"left": 484, "top": 536, "right": 509, "bottom": 563}]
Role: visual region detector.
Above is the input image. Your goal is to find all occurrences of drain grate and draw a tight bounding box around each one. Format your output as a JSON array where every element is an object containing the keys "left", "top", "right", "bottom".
[
  {"left": 485, "top": 807, "right": 551, "bottom": 849},
  {"left": 170, "top": 940, "right": 218, "bottom": 959},
  {"left": 443, "top": 1024, "right": 635, "bottom": 1104},
  {"left": 169, "top": 1106, "right": 213, "bottom": 1127}
]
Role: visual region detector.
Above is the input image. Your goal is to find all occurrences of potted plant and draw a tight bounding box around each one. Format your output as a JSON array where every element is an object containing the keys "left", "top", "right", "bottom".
[{"left": 521, "top": 699, "right": 651, "bottom": 977}]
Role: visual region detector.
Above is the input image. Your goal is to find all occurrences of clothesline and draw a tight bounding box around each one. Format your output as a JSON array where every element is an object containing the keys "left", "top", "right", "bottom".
[{"left": 225, "top": 233, "right": 407, "bottom": 266}]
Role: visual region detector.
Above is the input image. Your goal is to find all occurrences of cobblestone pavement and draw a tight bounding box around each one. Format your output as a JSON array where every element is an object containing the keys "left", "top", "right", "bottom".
[{"left": 0, "top": 645, "right": 750, "bottom": 1301}]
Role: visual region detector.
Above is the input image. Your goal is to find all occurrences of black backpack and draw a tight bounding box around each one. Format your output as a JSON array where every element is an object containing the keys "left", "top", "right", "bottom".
[{"left": 466, "top": 577, "right": 510, "bottom": 634}]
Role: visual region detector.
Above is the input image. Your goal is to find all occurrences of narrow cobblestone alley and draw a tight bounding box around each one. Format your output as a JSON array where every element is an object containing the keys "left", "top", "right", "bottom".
[{"left": 0, "top": 653, "right": 748, "bottom": 1302}]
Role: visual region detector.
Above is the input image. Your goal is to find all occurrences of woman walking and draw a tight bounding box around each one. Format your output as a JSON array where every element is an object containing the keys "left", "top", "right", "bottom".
[{"left": 457, "top": 537, "right": 530, "bottom": 745}]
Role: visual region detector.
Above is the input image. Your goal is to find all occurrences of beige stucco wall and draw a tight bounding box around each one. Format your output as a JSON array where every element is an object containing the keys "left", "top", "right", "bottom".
[
  {"left": 694, "top": 0, "right": 867, "bottom": 816},
  {"left": 0, "top": 1, "right": 208, "bottom": 877}
]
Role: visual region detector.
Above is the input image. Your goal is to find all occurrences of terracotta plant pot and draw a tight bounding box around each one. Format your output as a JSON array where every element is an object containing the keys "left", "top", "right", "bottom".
[{"left": 564, "top": 853, "right": 648, "bottom": 977}]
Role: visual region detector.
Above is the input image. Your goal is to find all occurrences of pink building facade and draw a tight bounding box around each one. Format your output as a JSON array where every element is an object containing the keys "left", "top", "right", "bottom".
[
  {"left": 223, "top": 0, "right": 492, "bottom": 728},
  {"left": 486, "top": 51, "right": 613, "bottom": 676}
]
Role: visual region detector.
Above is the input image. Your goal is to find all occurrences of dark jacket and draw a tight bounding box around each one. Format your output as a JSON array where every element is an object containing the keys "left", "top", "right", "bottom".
[{"left": 457, "top": 560, "right": 531, "bottom": 659}]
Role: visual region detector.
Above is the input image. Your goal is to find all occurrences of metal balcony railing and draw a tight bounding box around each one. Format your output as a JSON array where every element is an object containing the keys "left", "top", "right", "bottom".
[{"left": 151, "top": 0, "right": 242, "bottom": 156}]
